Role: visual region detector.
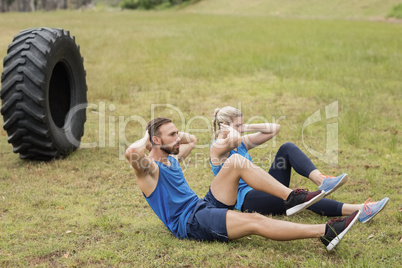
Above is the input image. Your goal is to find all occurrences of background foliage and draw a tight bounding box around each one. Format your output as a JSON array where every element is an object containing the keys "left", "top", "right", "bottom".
[{"left": 388, "top": 3, "right": 402, "bottom": 18}]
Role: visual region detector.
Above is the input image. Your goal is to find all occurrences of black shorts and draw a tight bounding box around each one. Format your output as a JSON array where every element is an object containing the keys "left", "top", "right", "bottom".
[{"left": 186, "top": 188, "right": 234, "bottom": 242}]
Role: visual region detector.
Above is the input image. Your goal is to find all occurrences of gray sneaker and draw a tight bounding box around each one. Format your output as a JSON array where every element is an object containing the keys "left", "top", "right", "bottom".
[
  {"left": 318, "top": 173, "right": 348, "bottom": 196},
  {"left": 359, "top": 197, "right": 389, "bottom": 223}
]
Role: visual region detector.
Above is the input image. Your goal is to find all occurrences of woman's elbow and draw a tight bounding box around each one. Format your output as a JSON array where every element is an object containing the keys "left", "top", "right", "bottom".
[{"left": 233, "top": 135, "right": 242, "bottom": 148}]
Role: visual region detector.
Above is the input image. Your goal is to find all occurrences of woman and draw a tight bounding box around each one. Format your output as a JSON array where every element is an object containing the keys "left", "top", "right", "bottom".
[{"left": 209, "top": 106, "right": 388, "bottom": 222}]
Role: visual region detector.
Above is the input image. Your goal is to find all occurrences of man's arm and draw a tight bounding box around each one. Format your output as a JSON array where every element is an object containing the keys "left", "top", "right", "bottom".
[
  {"left": 174, "top": 131, "right": 197, "bottom": 162},
  {"left": 125, "top": 131, "right": 158, "bottom": 196},
  {"left": 125, "top": 131, "right": 152, "bottom": 172},
  {"left": 242, "top": 123, "right": 280, "bottom": 150}
]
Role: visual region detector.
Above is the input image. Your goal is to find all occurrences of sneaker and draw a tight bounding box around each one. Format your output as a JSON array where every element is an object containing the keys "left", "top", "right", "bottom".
[
  {"left": 359, "top": 197, "right": 389, "bottom": 223},
  {"left": 321, "top": 210, "right": 361, "bottom": 251},
  {"left": 284, "top": 189, "right": 325, "bottom": 216},
  {"left": 318, "top": 173, "right": 348, "bottom": 196}
]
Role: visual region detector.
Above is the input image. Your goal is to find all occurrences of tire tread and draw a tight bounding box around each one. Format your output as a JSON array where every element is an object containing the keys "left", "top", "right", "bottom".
[{"left": 1, "top": 27, "right": 87, "bottom": 160}]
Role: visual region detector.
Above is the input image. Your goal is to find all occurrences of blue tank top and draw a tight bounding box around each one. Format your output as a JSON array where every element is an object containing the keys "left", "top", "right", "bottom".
[
  {"left": 144, "top": 156, "right": 200, "bottom": 239},
  {"left": 209, "top": 141, "right": 253, "bottom": 210}
]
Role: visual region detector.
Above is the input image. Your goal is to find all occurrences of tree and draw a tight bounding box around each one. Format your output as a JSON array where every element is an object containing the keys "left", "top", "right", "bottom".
[{"left": 1, "top": 0, "right": 16, "bottom": 12}]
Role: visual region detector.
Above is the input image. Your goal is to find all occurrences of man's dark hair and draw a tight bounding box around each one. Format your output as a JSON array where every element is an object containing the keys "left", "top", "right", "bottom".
[{"left": 146, "top": 117, "right": 172, "bottom": 145}]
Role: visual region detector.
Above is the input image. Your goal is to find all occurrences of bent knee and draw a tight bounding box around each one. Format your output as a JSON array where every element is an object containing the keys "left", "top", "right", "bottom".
[
  {"left": 278, "top": 142, "right": 297, "bottom": 152},
  {"left": 244, "top": 213, "right": 269, "bottom": 233},
  {"left": 248, "top": 212, "right": 266, "bottom": 221},
  {"left": 223, "top": 154, "right": 252, "bottom": 170}
]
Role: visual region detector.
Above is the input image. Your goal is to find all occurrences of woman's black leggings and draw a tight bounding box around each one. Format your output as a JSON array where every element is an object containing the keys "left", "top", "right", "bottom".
[{"left": 241, "top": 142, "right": 344, "bottom": 216}]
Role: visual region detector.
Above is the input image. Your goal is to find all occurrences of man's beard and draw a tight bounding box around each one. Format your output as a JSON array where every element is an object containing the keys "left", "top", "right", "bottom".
[{"left": 160, "top": 141, "right": 179, "bottom": 155}]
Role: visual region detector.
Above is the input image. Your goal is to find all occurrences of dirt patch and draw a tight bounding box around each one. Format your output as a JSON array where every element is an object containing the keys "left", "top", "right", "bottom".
[{"left": 27, "top": 250, "right": 64, "bottom": 267}]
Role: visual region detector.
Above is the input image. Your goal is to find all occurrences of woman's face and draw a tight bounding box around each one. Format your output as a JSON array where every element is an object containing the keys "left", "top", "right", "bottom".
[{"left": 229, "top": 116, "right": 244, "bottom": 134}]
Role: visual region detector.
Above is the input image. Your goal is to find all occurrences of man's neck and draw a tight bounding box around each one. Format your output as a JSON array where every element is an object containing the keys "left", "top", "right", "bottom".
[{"left": 149, "top": 149, "right": 171, "bottom": 166}]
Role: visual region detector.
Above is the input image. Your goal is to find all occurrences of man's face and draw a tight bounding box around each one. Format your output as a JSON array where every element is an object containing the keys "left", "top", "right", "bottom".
[{"left": 156, "top": 122, "right": 181, "bottom": 155}]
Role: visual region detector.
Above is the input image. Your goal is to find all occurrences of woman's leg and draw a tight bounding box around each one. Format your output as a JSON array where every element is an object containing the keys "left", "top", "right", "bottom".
[
  {"left": 242, "top": 143, "right": 387, "bottom": 218},
  {"left": 307, "top": 198, "right": 344, "bottom": 216},
  {"left": 268, "top": 142, "right": 316, "bottom": 182},
  {"left": 242, "top": 190, "right": 285, "bottom": 215},
  {"left": 242, "top": 142, "right": 347, "bottom": 216},
  {"left": 242, "top": 189, "right": 345, "bottom": 216},
  {"left": 240, "top": 143, "right": 297, "bottom": 215}
]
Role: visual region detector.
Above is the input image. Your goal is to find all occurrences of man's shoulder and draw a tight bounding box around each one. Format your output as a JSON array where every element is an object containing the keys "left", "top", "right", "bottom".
[{"left": 135, "top": 156, "right": 159, "bottom": 178}]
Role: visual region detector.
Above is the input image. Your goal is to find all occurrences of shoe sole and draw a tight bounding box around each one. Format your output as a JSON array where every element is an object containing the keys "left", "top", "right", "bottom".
[
  {"left": 286, "top": 190, "right": 325, "bottom": 216},
  {"left": 323, "top": 174, "right": 348, "bottom": 196},
  {"left": 327, "top": 210, "right": 361, "bottom": 251},
  {"left": 360, "top": 197, "right": 389, "bottom": 223}
]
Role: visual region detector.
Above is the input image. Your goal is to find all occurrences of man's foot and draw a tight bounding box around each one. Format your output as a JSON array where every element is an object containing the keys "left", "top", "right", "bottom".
[
  {"left": 318, "top": 173, "right": 348, "bottom": 196},
  {"left": 359, "top": 197, "right": 389, "bottom": 223},
  {"left": 320, "top": 210, "right": 361, "bottom": 251},
  {"left": 284, "top": 189, "right": 325, "bottom": 216}
]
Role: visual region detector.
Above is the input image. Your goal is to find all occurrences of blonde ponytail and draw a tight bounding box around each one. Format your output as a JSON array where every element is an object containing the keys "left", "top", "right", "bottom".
[{"left": 212, "top": 108, "right": 220, "bottom": 138}]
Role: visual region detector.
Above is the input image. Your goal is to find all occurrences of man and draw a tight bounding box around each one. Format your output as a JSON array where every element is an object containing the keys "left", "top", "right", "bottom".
[{"left": 126, "top": 117, "right": 361, "bottom": 251}]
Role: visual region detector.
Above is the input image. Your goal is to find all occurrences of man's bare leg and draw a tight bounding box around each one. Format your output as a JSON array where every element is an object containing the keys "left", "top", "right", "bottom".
[
  {"left": 226, "top": 209, "right": 362, "bottom": 251},
  {"left": 226, "top": 210, "right": 324, "bottom": 241},
  {"left": 211, "top": 154, "right": 293, "bottom": 206}
]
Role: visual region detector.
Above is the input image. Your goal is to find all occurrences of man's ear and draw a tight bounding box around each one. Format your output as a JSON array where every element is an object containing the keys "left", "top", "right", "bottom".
[{"left": 152, "top": 136, "right": 161, "bottom": 145}]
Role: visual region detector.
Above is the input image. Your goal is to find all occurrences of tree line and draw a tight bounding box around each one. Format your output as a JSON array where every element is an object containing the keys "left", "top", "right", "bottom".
[
  {"left": 1, "top": 0, "right": 93, "bottom": 12},
  {"left": 0, "top": 0, "right": 197, "bottom": 12}
]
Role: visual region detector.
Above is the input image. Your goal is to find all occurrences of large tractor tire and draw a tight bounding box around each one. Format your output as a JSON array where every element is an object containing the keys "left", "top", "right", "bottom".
[{"left": 0, "top": 28, "right": 87, "bottom": 160}]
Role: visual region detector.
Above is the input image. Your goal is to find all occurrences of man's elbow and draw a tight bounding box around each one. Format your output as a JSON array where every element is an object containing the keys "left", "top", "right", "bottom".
[
  {"left": 125, "top": 146, "right": 138, "bottom": 161},
  {"left": 190, "top": 135, "right": 197, "bottom": 145},
  {"left": 275, "top": 124, "right": 281, "bottom": 134}
]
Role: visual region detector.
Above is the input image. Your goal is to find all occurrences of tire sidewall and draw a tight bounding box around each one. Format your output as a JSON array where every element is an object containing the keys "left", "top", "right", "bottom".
[{"left": 44, "top": 33, "right": 87, "bottom": 154}]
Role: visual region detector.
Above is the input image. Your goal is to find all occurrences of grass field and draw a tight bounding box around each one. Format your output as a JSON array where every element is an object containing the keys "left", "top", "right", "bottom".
[
  {"left": 0, "top": 1, "right": 401, "bottom": 267},
  {"left": 184, "top": 0, "right": 402, "bottom": 19}
]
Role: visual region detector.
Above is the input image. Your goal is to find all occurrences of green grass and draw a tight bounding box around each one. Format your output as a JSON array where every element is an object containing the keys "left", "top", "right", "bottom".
[
  {"left": 184, "top": 0, "right": 402, "bottom": 19},
  {"left": 1, "top": 2, "right": 402, "bottom": 267}
]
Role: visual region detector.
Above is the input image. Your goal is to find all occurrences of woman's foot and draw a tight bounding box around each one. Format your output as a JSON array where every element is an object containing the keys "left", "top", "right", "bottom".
[
  {"left": 318, "top": 173, "right": 348, "bottom": 196},
  {"left": 359, "top": 197, "right": 390, "bottom": 223}
]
